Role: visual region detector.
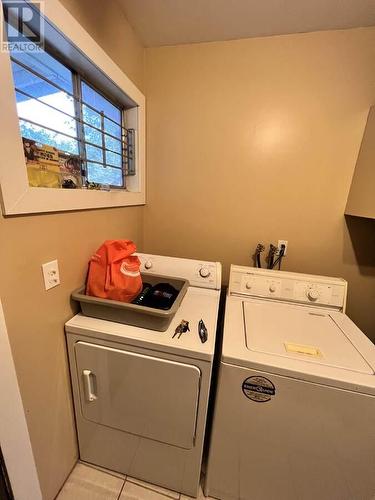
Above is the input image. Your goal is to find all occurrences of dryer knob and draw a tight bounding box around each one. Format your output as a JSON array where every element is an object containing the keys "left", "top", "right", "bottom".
[
  {"left": 144, "top": 260, "right": 153, "bottom": 270},
  {"left": 307, "top": 289, "right": 319, "bottom": 301},
  {"left": 199, "top": 267, "right": 210, "bottom": 278}
]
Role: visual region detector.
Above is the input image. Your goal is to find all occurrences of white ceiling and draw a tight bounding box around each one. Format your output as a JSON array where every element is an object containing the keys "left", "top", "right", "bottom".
[{"left": 118, "top": 0, "right": 375, "bottom": 47}]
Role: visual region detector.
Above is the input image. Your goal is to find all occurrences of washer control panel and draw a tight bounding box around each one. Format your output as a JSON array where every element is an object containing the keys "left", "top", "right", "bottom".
[
  {"left": 136, "top": 253, "right": 221, "bottom": 290},
  {"left": 230, "top": 265, "right": 347, "bottom": 311}
]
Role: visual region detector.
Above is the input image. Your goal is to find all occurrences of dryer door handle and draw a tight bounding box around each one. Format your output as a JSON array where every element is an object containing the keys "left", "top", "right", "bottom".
[{"left": 83, "top": 369, "right": 97, "bottom": 402}]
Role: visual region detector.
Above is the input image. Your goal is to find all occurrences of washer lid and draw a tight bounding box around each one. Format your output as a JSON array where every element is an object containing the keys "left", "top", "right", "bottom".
[{"left": 243, "top": 301, "right": 373, "bottom": 374}]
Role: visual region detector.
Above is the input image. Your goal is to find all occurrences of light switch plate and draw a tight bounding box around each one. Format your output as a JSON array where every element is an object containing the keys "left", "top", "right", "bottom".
[{"left": 42, "top": 260, "right": 60, "bottom": 290}]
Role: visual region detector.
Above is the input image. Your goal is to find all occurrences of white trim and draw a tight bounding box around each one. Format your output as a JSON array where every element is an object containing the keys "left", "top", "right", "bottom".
[
  {"left": 0, "top": 0, "right": 146, "bottom": 215},
  {"left": 0, "top": 300, "right": 42, "bottom": 500}
]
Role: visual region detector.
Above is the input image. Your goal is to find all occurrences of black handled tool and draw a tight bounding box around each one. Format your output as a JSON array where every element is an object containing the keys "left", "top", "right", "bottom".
[{"left": 198, "top": 319, "right": 208, "bottom": 343}]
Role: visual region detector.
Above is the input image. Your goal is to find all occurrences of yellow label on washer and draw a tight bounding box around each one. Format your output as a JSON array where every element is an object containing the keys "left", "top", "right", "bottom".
[{"left": 284, "top": 342, "right": 322, "bottom": 357}]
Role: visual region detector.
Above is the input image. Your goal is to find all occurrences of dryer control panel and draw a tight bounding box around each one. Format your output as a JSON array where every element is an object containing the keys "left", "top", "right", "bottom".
[
  {"left": 136, "top": 253, "right": 222, "bottom": 290},
  {"left": 229, "top": 265, "right": 347, "bottom": 311}
]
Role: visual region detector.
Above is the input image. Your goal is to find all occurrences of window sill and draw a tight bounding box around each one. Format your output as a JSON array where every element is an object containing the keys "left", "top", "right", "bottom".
[{"left": 2, "top": 187, "right": 145, "bottom": 215}]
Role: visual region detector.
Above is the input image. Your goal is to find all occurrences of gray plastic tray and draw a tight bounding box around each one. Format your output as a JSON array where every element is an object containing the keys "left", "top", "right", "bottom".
[{"left": 71, "top": 273, "right": 189, "bottom": 332}]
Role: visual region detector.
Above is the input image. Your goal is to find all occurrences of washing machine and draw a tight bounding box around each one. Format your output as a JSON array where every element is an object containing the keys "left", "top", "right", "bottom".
[
  {"left": 65, "top": 253, "right": 221, "bottom": 497},
  {"left": 205, "top": 265, "right": 375, "bottom": 500}
]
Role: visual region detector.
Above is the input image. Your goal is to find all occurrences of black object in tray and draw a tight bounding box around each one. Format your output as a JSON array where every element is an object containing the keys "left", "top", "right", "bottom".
[{"left": 132, "top": 282, "right": 179, "bottom": 310}]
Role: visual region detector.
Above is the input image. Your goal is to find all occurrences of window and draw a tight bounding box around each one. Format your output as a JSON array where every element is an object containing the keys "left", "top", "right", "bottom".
[
  {"left": 0, "top": 0, "right": 145, "bottom": 215},
  {"left": 9, "top": 34, "right": 135, "bottom": 189}
]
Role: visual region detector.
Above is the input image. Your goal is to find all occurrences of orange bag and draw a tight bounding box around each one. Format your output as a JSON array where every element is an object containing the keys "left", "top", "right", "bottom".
[{"left": 86, "top": 240, "right": 142, "bottom": 303}]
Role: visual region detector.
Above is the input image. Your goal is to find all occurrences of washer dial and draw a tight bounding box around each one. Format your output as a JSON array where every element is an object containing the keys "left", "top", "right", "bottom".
[
  {"left": 199, "top": 267, "right": 210, "bottom": 278},
  {"left": 307, "top": 288, "right": 320, "bottom": 301}
]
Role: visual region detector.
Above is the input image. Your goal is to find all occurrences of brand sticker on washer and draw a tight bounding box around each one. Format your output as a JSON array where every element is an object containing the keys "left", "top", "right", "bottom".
[{"left": 242, "top": 376, "right": 275, "bottom": 402}]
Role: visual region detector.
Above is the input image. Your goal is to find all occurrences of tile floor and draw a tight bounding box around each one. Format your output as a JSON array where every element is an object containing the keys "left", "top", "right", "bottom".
[{"left": 56, "top": 462, "right": 213, "bottom": 500}]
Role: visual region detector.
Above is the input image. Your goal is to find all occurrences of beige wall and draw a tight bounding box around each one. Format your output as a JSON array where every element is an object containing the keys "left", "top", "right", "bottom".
[
  {"left": 0, "top": 1, "right": 145, "bottom": 499},
  {"left": 60, "top": 0, "right": 144, "bottom": 90},
  {"left": 144, "top": 27, "right": 375, "bottom": 339}
]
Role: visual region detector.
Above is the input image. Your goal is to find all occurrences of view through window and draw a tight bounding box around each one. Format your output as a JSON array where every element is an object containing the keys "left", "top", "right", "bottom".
[{"left": 10, "top": 40, "right": 130, "bottom": 188}]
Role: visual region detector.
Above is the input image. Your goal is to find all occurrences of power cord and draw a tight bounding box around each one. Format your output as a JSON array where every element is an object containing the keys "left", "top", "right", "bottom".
[
  {"left": 272, "top": 244, "right": 285, "bottom": 270},
  {"left": 253, "top": 243, "right": 265, "bottom": 268},
  {"left": 267, "top": 244, "right": 278, "bottom": 269},
  {"left": 253, "top": 242, "right": 286, "bottom": 270}
]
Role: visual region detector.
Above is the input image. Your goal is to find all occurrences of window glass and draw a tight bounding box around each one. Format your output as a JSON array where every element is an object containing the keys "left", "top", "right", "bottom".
[
  {"left": 11, "top": 54, "right": 78, "bottom": 154},
  {"left": 104, "top": 118, "right": 121, "bottom": 138},
  {"left": 81, "top": 81, "right": 123, "bottom": 186},
  {"left": 11, "top": 61, "right": 75, "bottom": 115},
  {"left": 19, "top": 120, "right": 79, "bottom": 154},
  {"left": 105, "top": 135, "right": 122, "bottom": 154},
  {"left": 8, "top": 23, "right": 127, "bottom": 189},
  {"left": 81, "top": 82, "right": 121, "bottom": 123},
  {"left": 106, "top": 151, "right": 122, "bottom": 168},
  {"left": 82, "top": 124, "right": 101, "bottom": 148},
  {"left": 85, "top": 144, "right": 103, "bottom": 163},
  {"left": 11, "top": 50, "right": 74, "bottom": 94},
  {"left": 82, "top": 104, "right": 101, "bottom": 129},
  {"left": 15, "top": 90, "right": 77, "bottom": 137},
  {"left": 87, "top": 163, "right": 123, "bottom": 186}
]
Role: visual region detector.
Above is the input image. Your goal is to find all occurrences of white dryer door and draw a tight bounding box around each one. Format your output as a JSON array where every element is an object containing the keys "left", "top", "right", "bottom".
[{"left": 74, "top": 341, "right": 201, "bottom": 449}]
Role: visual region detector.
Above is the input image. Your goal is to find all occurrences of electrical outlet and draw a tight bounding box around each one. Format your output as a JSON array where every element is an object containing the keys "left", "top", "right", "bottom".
[
  {"left": 42, "top": 260, "right": 60, "bottom": 290},
  {"left": 277, "top": 240, "right": 288, "bottom": 256}
]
